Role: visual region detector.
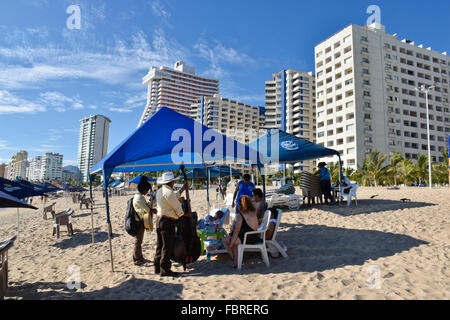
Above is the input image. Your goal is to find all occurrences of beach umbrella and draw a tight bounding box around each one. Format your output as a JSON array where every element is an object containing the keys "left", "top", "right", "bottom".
[
  {"left": 15, "top": 179, "right": 56, "bottom": 195},
  {"left": 38, "top": 182, "right": 62, "bottom": 192},
  {"left": 0, "top": 190, "right": 38, "bottom": 210},
  {"left": 0, "top": 178, "right": 44, "bottom": 241},
  {"left": 0, "top": 177, "right": 46, "bottom": 199}
]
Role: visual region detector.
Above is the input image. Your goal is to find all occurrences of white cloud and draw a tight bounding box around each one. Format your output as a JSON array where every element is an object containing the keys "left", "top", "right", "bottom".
[
  {"left": 0, "top": 90, "right": 46, "bottom": 114},
  {"left": 194, "top": 39, "right": 255, "bottom": 78},
  {"left": 151, "top": 0, "right": 171, "bottom": 19},
  {"left": 0, "top": 29, "right": 187, "bottom": 89},
  {"left": 40, "top": 91, "right": 84, "bottom": 110},
  {"left": 109, "top": 107, "right": 133, "bottom": 113}
]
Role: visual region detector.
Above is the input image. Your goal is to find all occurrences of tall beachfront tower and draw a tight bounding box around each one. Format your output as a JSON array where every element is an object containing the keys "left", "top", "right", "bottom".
[
  {"left": 315, "top": 23, "right": 450, "bottom": 169},
  {"left": 264, "top": 70, "right": 317, "bottom": 173},
  {"left": 78, "top": 115, "right": 111, "bottom": 182},
  {"left": 138, "top": 61, "right": 219, "bottom": 126}
]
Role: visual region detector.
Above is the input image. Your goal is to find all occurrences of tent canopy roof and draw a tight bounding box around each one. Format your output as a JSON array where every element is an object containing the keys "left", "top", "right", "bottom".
[
  {"left": 90, "top": 107, "right": 262, "bottom": 182},
  {"left": 248, "top": 129, "right": 340, "bottom": 165}
]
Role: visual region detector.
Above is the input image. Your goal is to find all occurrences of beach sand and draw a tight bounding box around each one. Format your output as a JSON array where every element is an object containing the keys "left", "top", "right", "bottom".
[{"left": 0, "top": 186, "right": 449, "bottom": 300}]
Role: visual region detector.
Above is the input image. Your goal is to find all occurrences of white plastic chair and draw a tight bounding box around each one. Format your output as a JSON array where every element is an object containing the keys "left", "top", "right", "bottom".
[
  {"left": 266, "top": 209, "right": 288, "bottom": 258},
  {"left": 237, "top": 210, "right": 271, "bottom": 271},
  {"left": 340, "top": 184, "right": 358, "bottom": 206}
]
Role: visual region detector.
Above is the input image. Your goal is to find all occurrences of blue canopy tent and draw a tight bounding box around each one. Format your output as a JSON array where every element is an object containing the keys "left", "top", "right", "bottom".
[
  {"left": 124, "top": 175, "right": 156, "bottom": 188},
  {"left": 89, "top": 107, "right": 263, "bottom": 271},
  {"left": 248, "top": 129, "right": 342, "bottom": 201}
]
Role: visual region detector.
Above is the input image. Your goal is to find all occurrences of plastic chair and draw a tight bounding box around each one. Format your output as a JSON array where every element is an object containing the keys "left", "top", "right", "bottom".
[
  {"left": 51, "top": 209, "right": 74, "bottom": 239},
  {"left": 266, "top": 209, "right": 288, "bottom": 258},
  {"left": 237, "top": 210, "right": 271, "bottom": 271},
  {"left": 340, "top": 184, "right": 358, "bottom": 206}
]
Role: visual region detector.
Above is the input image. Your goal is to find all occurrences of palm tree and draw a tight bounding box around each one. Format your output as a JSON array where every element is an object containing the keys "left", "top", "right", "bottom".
[
  {"left": 432, "top": 149, "right": 449, "bottom": 185},
  {"left": 398, "top": 159, "right": 416, "bottom": 185},
  {"left": 363, "top": 150, "right": 389, "bottom": 187},
  {"left": 388, "top": 152, "right": 404, "bottom": 186},
  {"left": 415, "top": 154, "right": 429, "bottom": 185}
]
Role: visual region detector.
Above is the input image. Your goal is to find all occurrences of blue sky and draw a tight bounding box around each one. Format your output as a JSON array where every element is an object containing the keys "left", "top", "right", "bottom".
[{"left": 1, "top": 0, "right": 449, "bottom": 167}]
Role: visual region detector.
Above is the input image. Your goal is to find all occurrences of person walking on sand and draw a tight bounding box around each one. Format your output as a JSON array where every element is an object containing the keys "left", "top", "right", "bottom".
[
  {"left": 132, "top": 176, "right": 156, "bottom": 266},
  {"left": 154, "top": 172, "right": 188, "bottom": 277},
  {"left": 314, "top": 162, "right": 335, "bottom": 205}
]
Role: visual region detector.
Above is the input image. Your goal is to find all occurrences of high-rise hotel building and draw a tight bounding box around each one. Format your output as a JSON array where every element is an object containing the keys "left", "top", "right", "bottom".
[
  {"left": 191, "top": 94, "right": 265, "bottom": 173},
  {"left": 315, "top": 23, "right": 450, "bottom": 169},
  {"left": 138, "top": 61, "right": 219, "bottom": 126},
  {"left": 264, "top": 70, "right": 316, "bottom": 173},
  {"left": 191, "top": 94, "right": 266, "bottom": 145},
  {"left": 78, "top": 115, "right": 111, "bottom": 182}
]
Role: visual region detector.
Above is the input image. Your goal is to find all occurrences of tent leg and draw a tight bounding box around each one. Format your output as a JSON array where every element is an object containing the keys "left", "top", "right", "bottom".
[
  {"left": 104, "top": 175, "right": 115, "bottom": 272},
  {"left": 338, "top": 155, "right": 342, "bottom": 206},
  {"left": 206, "top": 167, "right": 210, "bottom": 212},
  {"left": 17, "top": 208, "right": 19, "bottom": 242},
  {"left": 89, "top": 181, "right": 95, "bottom": 244}
]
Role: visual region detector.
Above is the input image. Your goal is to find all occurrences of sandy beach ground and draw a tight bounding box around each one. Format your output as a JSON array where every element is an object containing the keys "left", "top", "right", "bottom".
[{"left": 0, "top": 186, "right": 449, "bottom": 300}]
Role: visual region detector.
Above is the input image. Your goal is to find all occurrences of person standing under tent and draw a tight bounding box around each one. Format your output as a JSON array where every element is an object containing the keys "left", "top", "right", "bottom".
[
  {"left": 132, "top": 176, "right": 156, "bottom": 266},
  {"left": 232, "top": 174, "right": 255, "bottom": 213},
  {"left": 154, "top": 172, "right": 188, "bottom": 277},
  {"left": 314, "top": 162, "right": 335, "bottom": 205}
]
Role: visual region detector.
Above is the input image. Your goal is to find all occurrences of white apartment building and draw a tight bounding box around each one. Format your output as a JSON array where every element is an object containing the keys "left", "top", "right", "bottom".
[
  {"left": 315, "top": 23, "right": 450, "bottom": 169},
  {"left": 138, "top": 61, "right": 219, "bottom": 126},
  {"left": 78, "top": 115, "right": 111, "bottom": 182},
  {"left": 27, "top": 153, "right": 64, "bottom": 182},
  {"left": 264, "top": 70, "right": 316, "bottom": 173},
  {"left": 8, "top": 150, "right": 28, "bottom": 180},
  {"left": 27, "top": 156, "right": 42, "bottom": 181},
  {"left": 40, "top": 153, "right": 63, "bottom": 181}
]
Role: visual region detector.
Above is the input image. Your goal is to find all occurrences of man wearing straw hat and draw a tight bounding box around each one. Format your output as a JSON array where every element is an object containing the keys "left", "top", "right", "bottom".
[{"left": 154, "top": 172, "right": 188, "bottom": 277}]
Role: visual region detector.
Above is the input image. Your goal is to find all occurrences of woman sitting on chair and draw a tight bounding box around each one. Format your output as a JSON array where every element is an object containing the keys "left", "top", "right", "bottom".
[{"left": 222, "top": 195, "right": 260, "bottom": 268}]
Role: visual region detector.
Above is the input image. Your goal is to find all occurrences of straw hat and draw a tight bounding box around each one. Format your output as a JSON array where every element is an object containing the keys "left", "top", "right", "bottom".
[{"left": 157, "top": 172, "right": 180, "bottom": 185}]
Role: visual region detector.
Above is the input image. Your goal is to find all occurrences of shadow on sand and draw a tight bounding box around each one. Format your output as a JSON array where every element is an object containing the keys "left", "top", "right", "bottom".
[
  {"left": 189, "top": 223, "right": 428, "bottom": 275},
  {"left": 5, "top": 278, "right": 182, "bottom": 300},
  {"left": 301, "top": 199, "right": 437, "bottom": 216},
  {"left": 50, "top": 230, "right": 109, "bottom": 249}
]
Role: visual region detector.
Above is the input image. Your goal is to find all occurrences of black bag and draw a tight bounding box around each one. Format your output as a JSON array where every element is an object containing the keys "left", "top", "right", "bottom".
[{"left": 125, "top": 198, "right": 141, "bottom": 237}]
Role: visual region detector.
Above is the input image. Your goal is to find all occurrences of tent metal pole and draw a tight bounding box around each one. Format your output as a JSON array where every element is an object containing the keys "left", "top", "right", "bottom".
[
  {"left": 261, "top": 167, "right": 266, "bottom": 210},
  {"left": 16, "top": 208, "right": 19, "bottom": 242},
  {"left": 103, "top": 173, "right": 115, "bottom": 272},
  {"left": 89, "top": 179, "right": 95, "bottom": 244},
  {"left": 338, "top": 155, "right": 342, "bottom": 206},
  {"left": 206, "top": 167, "right": 210, "bottom": 212}
]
